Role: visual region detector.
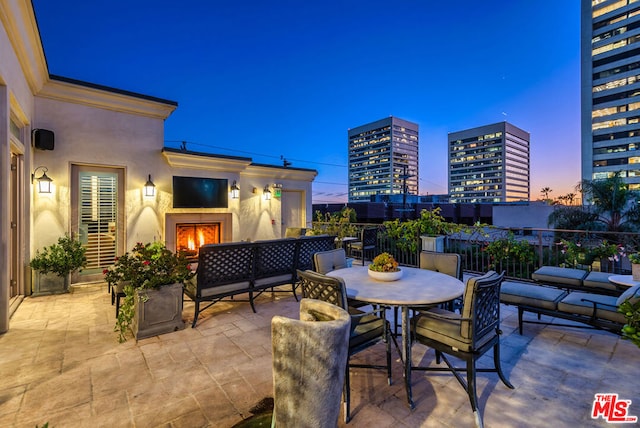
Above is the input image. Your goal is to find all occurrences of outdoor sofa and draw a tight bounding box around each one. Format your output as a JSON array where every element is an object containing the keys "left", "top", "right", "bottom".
[
  {"left": 183, "top": 235, "right": 335, "bottom": 327},
  {"left": 500, "top": 266, "right": 640, "bottom": 334}
]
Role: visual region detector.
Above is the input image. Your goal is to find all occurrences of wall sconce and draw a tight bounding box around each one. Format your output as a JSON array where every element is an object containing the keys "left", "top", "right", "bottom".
[
  {"left": 263, "top": 185, "right": 272, "bottom": 200},
  {"left": 230, "top": 180, "right": 240, "bottom": 199},
  {"left": 32, "top": 166, "right": 53, "bottom": 194},
  {"left": 144, "top": 174, "right": 156, "bottom": 197}
]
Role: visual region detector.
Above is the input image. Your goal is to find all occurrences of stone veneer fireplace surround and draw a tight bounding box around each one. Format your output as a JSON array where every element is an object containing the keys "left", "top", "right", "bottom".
[{"left": 165, "top": 213, "right": 233, "bottom": 253}]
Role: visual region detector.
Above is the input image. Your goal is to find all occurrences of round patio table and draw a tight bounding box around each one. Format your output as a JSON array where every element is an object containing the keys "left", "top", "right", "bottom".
[
  {"left": 608, "top": 274, "right": 639, "bottom": 288},
  {"left": 327, "top": 265, "right": 464, "bottom": 409}
]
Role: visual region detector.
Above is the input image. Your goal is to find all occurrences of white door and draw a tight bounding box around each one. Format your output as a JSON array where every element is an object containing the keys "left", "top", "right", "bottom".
[{"left": 281, "top": 190, "right": 304, "bottom": 237}]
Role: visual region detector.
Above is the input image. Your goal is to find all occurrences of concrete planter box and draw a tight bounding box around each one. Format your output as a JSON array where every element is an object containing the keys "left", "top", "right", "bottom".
[
  {"left": 32, "top": 271, "right": 69, "bottom": 296},
  {"left": 421, "top": 235, "right": 445, "bottom": 253},
  {"left": 132, "top": 283, "right": 185, "bottom": 340}
]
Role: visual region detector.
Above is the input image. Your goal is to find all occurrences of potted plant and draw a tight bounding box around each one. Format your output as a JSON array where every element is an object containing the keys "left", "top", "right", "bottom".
[
  {"left": 109, "top": 242, "right": 195, "bottom": 342},
  {"left": 368, "top": 252, "right": 402, "bottom": 281},
  {"left": 384, "top": 207, "right": 461, "bottom": 254},
  {"left": 30, "top": 234, "right": 87, "bottom": 295},
  {"left": 629, "top": 253, "right": 640, "bottom": 281}
]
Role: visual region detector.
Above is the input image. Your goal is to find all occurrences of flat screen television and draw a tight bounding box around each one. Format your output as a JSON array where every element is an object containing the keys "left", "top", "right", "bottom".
[{"left": 172, "top": 176, "right": 228, "bottom": 208}]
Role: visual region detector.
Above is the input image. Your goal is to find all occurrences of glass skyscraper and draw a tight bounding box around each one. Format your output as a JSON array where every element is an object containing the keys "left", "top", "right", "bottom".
[
  {"left": 582, "top": 0, "right": 640, "bottom": 189},
  {"left": 448, "top": 122, "right": 530, "bottom": 203},
  {"left": 348, "top": 117, "right": 419, "bottom": 202}
]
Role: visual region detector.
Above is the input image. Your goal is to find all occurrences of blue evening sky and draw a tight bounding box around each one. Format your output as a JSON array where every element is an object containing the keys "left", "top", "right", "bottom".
[{"left": 32, "top": 0, "right": 581, "bottom": 203}]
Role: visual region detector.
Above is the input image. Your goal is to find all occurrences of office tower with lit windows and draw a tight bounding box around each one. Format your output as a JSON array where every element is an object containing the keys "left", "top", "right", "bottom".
[
  {"left": 348, "top": 116, "right": 419, "bottom": 202},
  {"left": 448, "top": 122, "right": 530, "bottom": 203},
  {"left": 582, "top": 0, "right": 640, "bottom": 189}
]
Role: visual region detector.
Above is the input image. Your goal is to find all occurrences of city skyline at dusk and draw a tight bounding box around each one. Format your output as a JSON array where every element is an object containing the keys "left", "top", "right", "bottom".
[{"left": 32, "top": 0, "right": 581, "bottom": 203}]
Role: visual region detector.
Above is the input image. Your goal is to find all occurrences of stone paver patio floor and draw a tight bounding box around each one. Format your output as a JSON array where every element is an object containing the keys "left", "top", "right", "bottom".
[{"left": 0, "top": 282, "right": 638, "bottom": 427}]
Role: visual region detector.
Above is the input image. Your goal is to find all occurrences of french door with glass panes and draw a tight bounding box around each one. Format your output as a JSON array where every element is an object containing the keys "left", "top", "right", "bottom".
[{"left": 71, "top": 165, "right": 124, "bottom": 283}]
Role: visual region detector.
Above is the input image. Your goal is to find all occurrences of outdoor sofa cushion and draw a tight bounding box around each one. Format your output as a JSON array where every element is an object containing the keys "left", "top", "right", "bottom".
[
  {"left": 531, "top": 266, "right": 587, "bottom": 287},
  {"left": 184, "top": 276, "right": 250, "bottom": 298},
  {"left": 500, "top": 281, "right": 567, "bottom": 310},
  {"left": 582, "top": 271, "right": 617, "bottom": 291},
  {"left": 616, "top": 284, "right": 640, "bottom": 306},
  {"left": 557, "top": 292, "right": 625, "bottom": 324}
]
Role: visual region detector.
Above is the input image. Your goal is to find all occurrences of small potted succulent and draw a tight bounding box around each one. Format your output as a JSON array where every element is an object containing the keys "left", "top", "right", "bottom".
[
  {"left": 30, "top": 234, "right": 87, "bottom": 295},
  {"left": 368, "top": 252, "right": 402, "bottom": 281}
]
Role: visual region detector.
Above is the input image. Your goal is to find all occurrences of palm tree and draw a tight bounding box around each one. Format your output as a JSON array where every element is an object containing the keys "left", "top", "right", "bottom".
[
  {"left": 541, "top": 187, "right": 552, "bottom": 200},
  {"left": 579, "top": 171, "right": 640, "bottom": 232},
  {"left": 565, "top": 193, "right": 576, "bottom": 205}
]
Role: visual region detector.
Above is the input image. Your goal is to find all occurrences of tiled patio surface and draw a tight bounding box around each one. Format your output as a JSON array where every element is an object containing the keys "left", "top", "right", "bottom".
[{"left": 0, "top": 282, "right": 638, "bottom": 427}]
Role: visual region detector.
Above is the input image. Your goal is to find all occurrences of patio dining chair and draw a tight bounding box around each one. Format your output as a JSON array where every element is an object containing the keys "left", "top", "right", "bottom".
[
  {"left": 411, "top": 270, "right": 513, "bottom": 428},
  {"left": 297, "top": 269, "right": 392, "bottom": 423},
  {"left": 390, "top": 251, "right": 463, "bottom": 335},
  {"left": 313, "top": 248, "right": 367, "bottom": 309},
  {"left": 313, "top": 248, "right": 348, "bottom": 274},
  {"left": 347, "top": 227, "right": 377, "bottom": 265}
]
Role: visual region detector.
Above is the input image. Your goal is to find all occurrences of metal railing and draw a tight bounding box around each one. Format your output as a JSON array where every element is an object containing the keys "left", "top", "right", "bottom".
[{"left": 312, "top": 221, "right": 640, "bottom": 281}]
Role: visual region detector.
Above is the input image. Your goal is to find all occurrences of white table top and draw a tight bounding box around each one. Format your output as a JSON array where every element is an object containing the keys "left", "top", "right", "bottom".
[
  {"left": 326, "top": 266, "right": 464, "bottom": 306},
  {"left": 609, "top": 274, "right": 639, "bottom": 288}
]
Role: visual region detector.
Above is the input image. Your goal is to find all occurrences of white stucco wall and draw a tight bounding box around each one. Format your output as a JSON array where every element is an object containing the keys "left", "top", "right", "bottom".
[
  {"left": 33, "top": 95, "right": 172, "bottom": 249},
  {"left": 0, "top": 0, "right": 44, "bottom": 332}
]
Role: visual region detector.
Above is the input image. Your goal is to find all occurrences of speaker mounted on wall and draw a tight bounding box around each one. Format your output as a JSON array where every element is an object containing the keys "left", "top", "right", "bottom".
[{"left": 33, "top": 129, "right": 55, "bottom": 150}]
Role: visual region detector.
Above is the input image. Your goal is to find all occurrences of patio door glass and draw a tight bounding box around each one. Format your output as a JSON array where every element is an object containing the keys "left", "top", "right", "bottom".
[{"left": 71, "top": 165, "right": 124, "bottom": 282}]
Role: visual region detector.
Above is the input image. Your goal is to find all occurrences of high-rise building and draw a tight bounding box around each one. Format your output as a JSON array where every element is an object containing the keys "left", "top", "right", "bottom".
[
  {"left": 581, "top": 0, "right": 640, "bottom": 189},
  {"left": 348, "top": 116, "right": 419, "bottom": 202},
  {"left": 448, "top": 122, "right": 530, "bottom": 203}
]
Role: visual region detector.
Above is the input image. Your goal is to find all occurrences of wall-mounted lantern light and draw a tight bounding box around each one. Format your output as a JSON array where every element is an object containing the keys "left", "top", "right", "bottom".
[
  {"left": 263, "top": 185, "right": 272, "bottom": 200},
  {"left": 32, "top": 166, "right": 53, "bottom": 194},
  {"left": 144, "top": 174, "right": 156, "bottom": 197},
  {"left": 230, "top": 180, "right": 240, "bottom": 199}
]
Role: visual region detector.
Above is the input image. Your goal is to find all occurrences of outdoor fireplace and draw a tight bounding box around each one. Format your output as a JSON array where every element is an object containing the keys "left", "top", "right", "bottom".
[
  {"left": 176, "top": 223, "right": 220, "bottom": 258},
  {"left": 165, "top": 213, "right": 233, "bottom": 256}
]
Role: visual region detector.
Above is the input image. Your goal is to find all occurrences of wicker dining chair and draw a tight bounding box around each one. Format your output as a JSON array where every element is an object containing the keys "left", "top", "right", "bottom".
[
  {"left": 411, "top": 270, "right": 513, "bottom": 428},
  {"left": 297, "top": 269, "right": 391, "bottom": 423}
]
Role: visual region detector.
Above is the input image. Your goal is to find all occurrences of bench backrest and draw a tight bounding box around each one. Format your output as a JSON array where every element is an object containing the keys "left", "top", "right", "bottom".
[
  {"left": 195, "top": 235, "right": 337, "bottom": 289},
  {"left": 254, "top": 239, "right": 298, "bottom": 279},
  {"left": 197, "top": 242, "right": 254, "bottom": 288}
]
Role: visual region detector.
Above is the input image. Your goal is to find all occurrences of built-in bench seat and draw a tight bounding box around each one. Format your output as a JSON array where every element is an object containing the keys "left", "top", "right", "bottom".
[
  {"left": 184, "top": 235, "right": 336, "bottom": 327},
  {"left": 500, "top": 279, "right": 640, "bottom": 335}
]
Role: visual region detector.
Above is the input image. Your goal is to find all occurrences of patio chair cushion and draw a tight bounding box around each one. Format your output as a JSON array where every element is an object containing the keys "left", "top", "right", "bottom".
[
  {"left": 532, "top": 266, "right": 588, "bottom": 287},
  {"left": 413, "top": 307, "right": 473, "bottom": 352},
  {"left": 616, "top": 284, "right": 640, "bottom": 306},
  {"left": 500, "top": 281, "right": 567, "bottom": 310},
  {"left": 347, "top": 307, "right": 386, "bottom": 349},
  {"left": 313, "top": 248, "right": 348, "bottom": 274},
  {"left": 557, "top": 292, "right": 624, "bottom": 324},
  {"left": 582, "top": 271, "right": 617, "bottom": 291},
  {"left": 419, "top": 251, "right": 462, "bottom": 281}
]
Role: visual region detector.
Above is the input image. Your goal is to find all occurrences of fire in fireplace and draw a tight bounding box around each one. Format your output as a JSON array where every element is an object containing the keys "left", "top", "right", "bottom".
[{"left": 176, "top": 223, "right": 220, "bottom": 258}]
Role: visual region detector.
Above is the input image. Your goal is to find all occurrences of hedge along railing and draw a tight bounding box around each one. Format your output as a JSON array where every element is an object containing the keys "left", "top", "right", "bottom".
[
  {"left": 443, "top": 227, "right": 640, "bottom": 280},
  {"left": 313, "top": 221, "right": 640, "bottom": 281}
]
